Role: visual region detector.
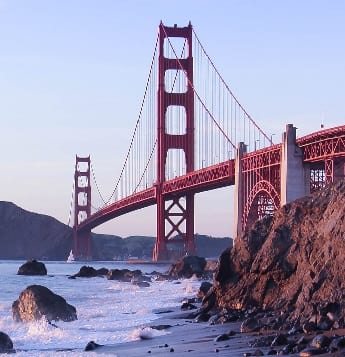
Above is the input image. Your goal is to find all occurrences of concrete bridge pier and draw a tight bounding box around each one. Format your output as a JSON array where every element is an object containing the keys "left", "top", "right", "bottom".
[
  {"left": 280, "top": 124, "right": 310, "bottom": 205},
  {"left": 233, "top": 142, "right": 247, "bottom": 242}
]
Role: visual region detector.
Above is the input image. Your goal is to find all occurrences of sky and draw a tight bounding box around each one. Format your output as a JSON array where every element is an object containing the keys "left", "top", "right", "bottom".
[{"left": 0, "top": 0, "right": 344, "bottom": 238}]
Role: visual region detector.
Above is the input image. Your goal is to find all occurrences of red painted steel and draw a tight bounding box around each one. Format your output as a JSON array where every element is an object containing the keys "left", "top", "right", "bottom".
[
  {"left": 73, "top": 156, "right": 92, "bottom": 260},
  {"left": 73, "top": 23, "right": 345, "bottom": 259},
  {"left": 77, "top": 188, "right": 156, "bottom": 232},
  {"left": 154, "top": 22, "right": 195, "bottom": 261},
  {"left": 74, "top": 125, "right": 345, "bottom": 258},
  {"left": 240, "top": 145, "right": 282, "bottom": 231}
]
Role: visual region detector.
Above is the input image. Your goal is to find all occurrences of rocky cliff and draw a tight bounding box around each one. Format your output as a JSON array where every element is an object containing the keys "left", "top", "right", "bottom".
[
  {"left": 0, "top": 202, "right": 232, "bottom": 260},
  {"left": 0, "top": 202, "right": 72, "bottom": 260},
  {"left": 214, "top": 180, "right": 345, "bottom": 323}
]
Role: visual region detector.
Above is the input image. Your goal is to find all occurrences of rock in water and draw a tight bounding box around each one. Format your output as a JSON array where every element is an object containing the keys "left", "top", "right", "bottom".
[
  {"left": 0, "top": 331, "right": 14, "bottom": 353},
  {"left": 167, "top": 256, "right": 207, "bottom": 279},
  {"left": 12, "top": 285, "right": 77, "bottom": 322},
  {"left": 17, "top": 259, "right": 47, "bottom": 275}
]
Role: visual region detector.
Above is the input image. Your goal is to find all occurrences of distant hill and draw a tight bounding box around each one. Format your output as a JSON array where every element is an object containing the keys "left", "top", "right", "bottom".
[{"left": 0, "top": 201, "right": 232, "bottom": 260}]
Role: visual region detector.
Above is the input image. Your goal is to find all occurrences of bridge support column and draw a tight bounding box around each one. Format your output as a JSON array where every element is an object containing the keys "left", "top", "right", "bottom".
[
  {"left": 233, "top": 142, "right": 246, "bottom": 240},
  {"left": 325, "top": 158, "right": 345, "bottom": 185},
  {"left": 280, "top": 124, "right": 309, "bottom": 206}
]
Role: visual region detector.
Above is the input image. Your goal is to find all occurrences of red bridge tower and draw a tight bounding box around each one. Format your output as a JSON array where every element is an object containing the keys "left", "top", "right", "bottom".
[
  {"left": 73, "top": 156, "right": 92, "bottom": 260},
  {"left": 153, "top": 22, "right": 196, "bottom": 261}
]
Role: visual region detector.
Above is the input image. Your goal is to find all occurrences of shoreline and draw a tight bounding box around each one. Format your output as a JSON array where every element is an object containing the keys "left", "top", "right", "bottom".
[
  {"left": 89, "top": 307, "right": 345, "bottom": 356},
  {"left": 88, "top": 308, "right": 280, "bottom": 356}
]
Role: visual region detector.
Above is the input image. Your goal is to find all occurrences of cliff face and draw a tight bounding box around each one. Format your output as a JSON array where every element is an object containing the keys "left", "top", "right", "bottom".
[
  {"left": 214, "top": 180, "right": 345, "bottom": 322},
  {"left": 0, "top": 202, "right": 72, "bottom": 260}
]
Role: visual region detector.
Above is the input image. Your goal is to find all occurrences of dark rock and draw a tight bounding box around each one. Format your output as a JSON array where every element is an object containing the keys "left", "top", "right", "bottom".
[
  {"left": 329, "top": 336, "right": 345, "bottom": 351},
  {"left": 70, "top": 266, "right": 98, "bottom": 278},
  {"left": 310, "top": 334, "right": 331, "bottom": 349},
  {"left": 252, "top": 350, "right": 264, "bottom": 356},
  {"left": 214, "top": 334, "right": 229, "bottom": 342},
  {"left": 302, "top": 321, "right": 317, "bottom": 333},
  {"left": 0, "top": 331, "right": 14, "bottom": 353},
  {"left": 240, "top": 317, "right": 261, "bottom": 333},
  {"left": 167, "top": 255, "right": 207, "bottom": 279},
  {"left": 181, "top": 302, "right": 197, "bottom": 310},
  {"left": 150, "top": 325, "right": 172, "bottom": 330},
  {"left": 96, "top": 268, "right": 109, "bottom": 276},
  {"left": 84, "top": 341, "right": 103, "bottom": 351},
  {"left": 133, "top": 281, "right": 150, "bottom": 288},
  {"left": 199, "top": 286, "right": 216, "bottom": 314},
  {"left": 212, "top": 181, "right": 345, "bottom": 327},
  {"left": 271, "top": 334, "right": 288, "bottom": 346},
  {"left": 316, "top": 315, "right": 333, "bottom": 330},
  {"left": 17, "top": 259, "right": 47, "bottom": 275},
  {"left": 267, "top": 350, "right": 277, "bottom": 355},
  {"left": 281, "top": 343, "right": 295, "bottom": 354},
  {"left": 107, "top": 268, "right": 143, "bottom": 282},
  {"left": 299, "top": 347, "right": 325, "bottom": 356},
  {"left": 193, "top": 312, "right": 210, "bottom": 323},
  {"left": 197, "top": 281, "right": 213, "bottom": 298},
  {"left": 12, "top": 285, "right": 77, "bottom": 322}
]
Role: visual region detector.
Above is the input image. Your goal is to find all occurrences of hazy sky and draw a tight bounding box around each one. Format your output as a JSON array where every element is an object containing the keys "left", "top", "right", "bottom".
[{"left": 0, "top": 0, "right": 344, "bottom": 238}]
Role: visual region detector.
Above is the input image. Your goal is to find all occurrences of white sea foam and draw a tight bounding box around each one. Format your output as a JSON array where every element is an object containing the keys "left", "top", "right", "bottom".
[
  {"left": 0, "top": 260, "right": 201, "bottom": 355},
  {"left": 130, "top": 326, "right": 168, "bottom": 341}
]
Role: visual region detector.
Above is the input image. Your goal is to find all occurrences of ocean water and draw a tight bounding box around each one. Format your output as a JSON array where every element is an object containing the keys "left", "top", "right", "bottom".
[{"left": 0, "top": 260, "right": 201, "bottom": 356}]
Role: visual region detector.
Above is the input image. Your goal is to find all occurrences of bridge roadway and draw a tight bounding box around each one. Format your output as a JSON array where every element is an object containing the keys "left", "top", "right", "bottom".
[{"left": 77, "top": 124, "right": 345, "bottom": 234}]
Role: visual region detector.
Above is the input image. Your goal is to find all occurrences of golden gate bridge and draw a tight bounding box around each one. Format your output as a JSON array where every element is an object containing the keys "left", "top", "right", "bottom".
[{"left": 68, "top": 22, "right": 345, "bottom": 261}]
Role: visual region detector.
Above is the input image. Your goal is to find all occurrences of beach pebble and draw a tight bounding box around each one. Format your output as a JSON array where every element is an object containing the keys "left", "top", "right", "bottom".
[
  {"left": 299, "top": 347, "right": 325, "bottom": 356},
  {"left": 302, "top": 321, "right": 317, "bottom": 333},
  {"left": 240, "top": 317, "right": 261, "bottom": 333},
  {"left": 280, "top": 342, "right": 295, "bottom": 354},
  {"left": 181, "top": 302, "right": 197, "bottom": 310},
  {"left": 0, "top": 332, "right": 14, "bottom": 353},
  {"left": 316, "top": 315, "right": 333, "bottom": 330},
  {"left": 329, "top": 336, "right": 345, "bottom": 351},
  {"left": 84, "top": 341, "right": 103, "bottom": 351},
  {"left": 271, "top": 334, "right": 288, "bottom": 346},
  {"left": 194, "top": 312, "right": 210, "bottom": 323},
  {"left": 214, "top": 333, "right": 230, "bottom": 342},
  {"left": 310, "top": 334, "right": 331, "bottom": 349},
  {"left": 252, "top": 350, "right": 264, "bottom": 356}
]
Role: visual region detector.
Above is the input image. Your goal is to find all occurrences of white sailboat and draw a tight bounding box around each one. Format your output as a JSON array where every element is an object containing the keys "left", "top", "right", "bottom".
[{"left": 67, "top": 250, "right": 75, "bottom": 263}]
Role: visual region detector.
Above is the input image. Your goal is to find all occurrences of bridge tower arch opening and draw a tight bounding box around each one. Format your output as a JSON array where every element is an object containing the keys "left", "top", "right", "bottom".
[
  {"left": 243, "top": 180, "right": 280, "bottom": 231},
  {"left": 154, "top": 22, "right": 196, "bottom": 261}
]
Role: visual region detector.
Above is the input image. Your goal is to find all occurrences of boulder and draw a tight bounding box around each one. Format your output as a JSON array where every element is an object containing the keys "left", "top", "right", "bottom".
[
  {"left": 12, "top": 285, "right": 77, "bottom": 322},
  {"left": 107, "top": 268, "right": 143, "bottom": 282},
  {"left": 69, "top": 265, "right": 108, "bottom": 278},
  {"left": 0, "top": 332, "right": 14, "bottom": 353},
  {"left": 167, "top": 255, "right": 207, "bottom": 279},
  {"left": 198, "top": 281, "right": 213, "bottom": 298},
  {"left": 17, "top": 259, "right": 47, "bottom": 275}
]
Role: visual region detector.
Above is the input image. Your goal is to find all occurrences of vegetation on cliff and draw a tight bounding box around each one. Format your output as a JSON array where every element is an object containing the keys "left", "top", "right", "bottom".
[{"left": 0, "top": 201, "right": 232, "bottom": 260}]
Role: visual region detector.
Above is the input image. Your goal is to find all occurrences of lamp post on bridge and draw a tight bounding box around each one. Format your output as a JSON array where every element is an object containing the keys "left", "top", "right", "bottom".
[
  {"left": 254, "top": 139, "right": 260, "bottom": 151},
  {"left": 270, "top": 133, "right": 276, "bottom": 145}
]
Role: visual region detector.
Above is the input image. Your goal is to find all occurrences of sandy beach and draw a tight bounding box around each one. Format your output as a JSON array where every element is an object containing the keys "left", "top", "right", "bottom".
[
  {"left": 90, "top": 309, "right": 250, "bottom": 356},
  {"left": 87, "top": 308, "right": 303, "bottom": 356}
]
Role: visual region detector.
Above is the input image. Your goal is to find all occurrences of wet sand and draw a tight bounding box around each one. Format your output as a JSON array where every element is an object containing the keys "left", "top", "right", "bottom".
[{"left": 91, "top": 309, "right": 288, "bottom": 356}]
